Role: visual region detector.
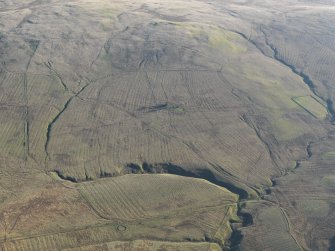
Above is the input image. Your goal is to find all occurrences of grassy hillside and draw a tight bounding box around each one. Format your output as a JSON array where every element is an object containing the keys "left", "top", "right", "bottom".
[{"left": 0, "top": 0, "right": 334, "bottom": 250}]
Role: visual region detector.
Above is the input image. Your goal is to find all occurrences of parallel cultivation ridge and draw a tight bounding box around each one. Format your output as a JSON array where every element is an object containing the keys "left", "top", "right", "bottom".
[{"left": 0, "top": 0, "right": 334, "bottom": 251}]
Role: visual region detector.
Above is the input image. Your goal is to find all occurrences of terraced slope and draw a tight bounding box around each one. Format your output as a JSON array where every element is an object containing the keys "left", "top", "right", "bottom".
[{"left": 0, "top": 0, "right": 334, "bottom": 250}]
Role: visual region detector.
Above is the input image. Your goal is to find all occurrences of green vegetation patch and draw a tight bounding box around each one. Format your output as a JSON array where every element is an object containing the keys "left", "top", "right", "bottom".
[
  {"left": 208, "top": 28, "right": 246, "bottom": 53},
  {"left": 322, "top": 175, "right": 335, "bottom": 189},
  {"left": 173, "top": 22, "right": 246, "bottom": 53},
  {"left": 227, "top": 61, "right": 313, "bottom": 142},
  {"left": 292, "top": 96, "right": 328, "bottom": 119},
  {"left": 322, "top": 151, "right": 335, "bottom": 159}
]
